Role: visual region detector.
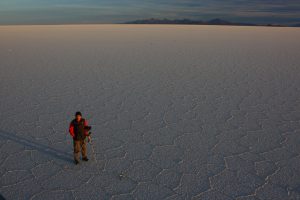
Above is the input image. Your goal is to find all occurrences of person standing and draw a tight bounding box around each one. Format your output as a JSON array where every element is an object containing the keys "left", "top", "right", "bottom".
[{"left": 69, "top": 111, "right": 91, "bottom": 164}]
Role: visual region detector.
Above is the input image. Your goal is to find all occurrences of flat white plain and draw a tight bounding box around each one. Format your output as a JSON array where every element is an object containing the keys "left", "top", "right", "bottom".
[{"left": 0, "top": 25, "right": 300, "bottom": 200}]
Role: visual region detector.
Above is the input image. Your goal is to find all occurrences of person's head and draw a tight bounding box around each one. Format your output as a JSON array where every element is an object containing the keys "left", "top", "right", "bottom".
[{"left": 75, "top": 111, "right": 82, "bottom": 121}]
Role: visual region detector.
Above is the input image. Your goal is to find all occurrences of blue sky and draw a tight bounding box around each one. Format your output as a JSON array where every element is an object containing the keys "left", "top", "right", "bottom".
[{"left": 0, "top": 0, "right": 299, "bottom": 25}]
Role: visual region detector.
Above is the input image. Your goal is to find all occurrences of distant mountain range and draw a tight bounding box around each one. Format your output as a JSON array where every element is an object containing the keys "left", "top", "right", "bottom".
[{"left": 124, "top": 18, "right": 299, "bottom": 27}]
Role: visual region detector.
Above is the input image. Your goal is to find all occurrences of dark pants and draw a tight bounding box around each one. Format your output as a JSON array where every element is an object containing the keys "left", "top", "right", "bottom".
[{"left": 73, "top": 139, "right": 87, "bottom": 161}]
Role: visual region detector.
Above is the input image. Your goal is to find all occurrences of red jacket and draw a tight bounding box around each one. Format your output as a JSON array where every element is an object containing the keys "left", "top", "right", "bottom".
[{"left": 69, "top": 119, "right": 89, "bottom": 139}]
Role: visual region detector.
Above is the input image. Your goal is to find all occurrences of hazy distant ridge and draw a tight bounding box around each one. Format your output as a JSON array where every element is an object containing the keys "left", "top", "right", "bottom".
[{"left": 124, "top": 18, "right": 298, "bottom": 27}]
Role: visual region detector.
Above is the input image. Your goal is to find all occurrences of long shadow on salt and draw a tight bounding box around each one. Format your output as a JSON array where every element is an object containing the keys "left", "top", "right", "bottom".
[{"left": 0, "top": 129, "right": 73, "bottom": 164}]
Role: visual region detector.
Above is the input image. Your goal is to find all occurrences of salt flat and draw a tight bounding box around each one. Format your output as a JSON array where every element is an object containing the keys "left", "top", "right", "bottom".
[{"left": 0, "top": 25, "right": 300, "bottom": 200}]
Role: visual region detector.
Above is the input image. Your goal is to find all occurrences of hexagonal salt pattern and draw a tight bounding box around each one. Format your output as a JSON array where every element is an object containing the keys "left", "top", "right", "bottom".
[{"left": 0, "top": 25, "right": 300, "bottom": 199}]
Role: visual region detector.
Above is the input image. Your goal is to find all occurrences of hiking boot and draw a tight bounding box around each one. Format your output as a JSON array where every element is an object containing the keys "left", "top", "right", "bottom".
[
  {"left": 74, "top": 160, "right": 79, "bottom": 165},
  {"left": 82, "top": 157, "right": 89, "bottom": 161}
]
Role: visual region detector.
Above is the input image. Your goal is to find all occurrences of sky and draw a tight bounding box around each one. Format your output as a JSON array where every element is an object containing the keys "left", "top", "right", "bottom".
[{"left": 0, "top": 0, "right": 299, "bottom": 25}]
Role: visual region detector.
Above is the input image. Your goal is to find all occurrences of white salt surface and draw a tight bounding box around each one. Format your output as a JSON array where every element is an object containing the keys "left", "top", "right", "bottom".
[{"left": 0, "top": 25, "right": 300, "bottom": 199}]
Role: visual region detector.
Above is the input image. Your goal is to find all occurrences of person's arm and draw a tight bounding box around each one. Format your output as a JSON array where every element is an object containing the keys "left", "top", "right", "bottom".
[
  {"left": 84, "top": 119, "right": 89, "bottom": 136},
  {"left": 69, "top": 122, "right": 75, "bottom": 138}
]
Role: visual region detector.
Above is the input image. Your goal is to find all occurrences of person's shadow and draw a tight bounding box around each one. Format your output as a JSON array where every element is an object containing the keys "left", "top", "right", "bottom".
[
  {"left": 0, "top": 129, "right": 73, "bottom": 163},
  {"left": 0, "top": 194, "right": 5, "bottom": 200}
]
